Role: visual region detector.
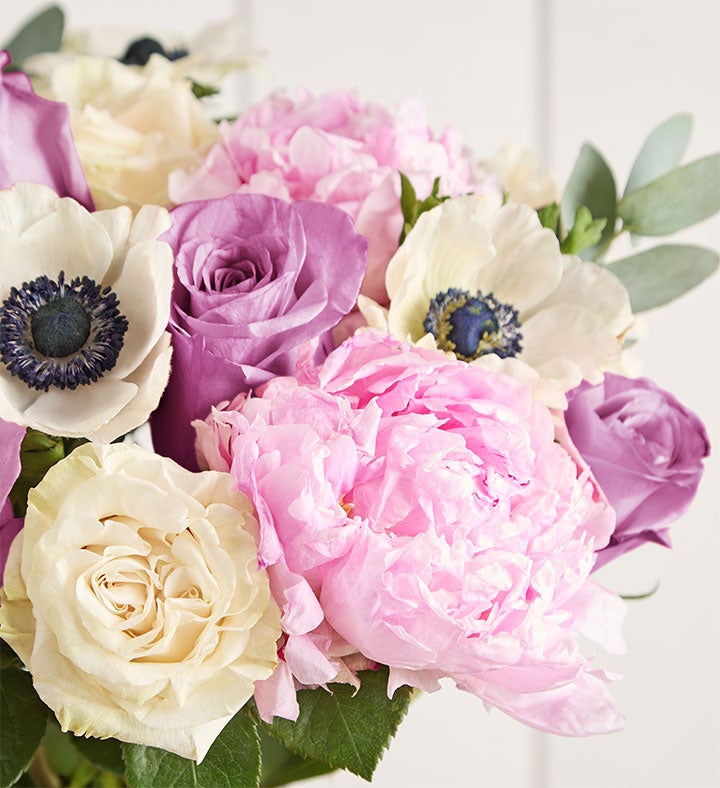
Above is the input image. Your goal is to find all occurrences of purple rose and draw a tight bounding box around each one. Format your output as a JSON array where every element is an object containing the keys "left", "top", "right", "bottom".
[
  {"left": 0, "top": 51, "right": 93, "bottom": 208},
  {"left": 565, "top": 373, "right": 710, "bottom": 569},
  {"left": 0, "top": 417, "right": 25, "bottom": 584},
  {"left": 151, "top": 193, "right": 368, "bottom": 469}
]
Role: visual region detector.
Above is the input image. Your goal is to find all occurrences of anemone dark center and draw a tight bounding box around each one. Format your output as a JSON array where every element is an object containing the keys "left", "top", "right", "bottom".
[
  {"left": 119, "top": 37, "right": 189, "bottom": 67},
  {"left": 31, "top": 297, "right": 91, "bottom": 358},
  {"left": 423, "top": 288, "right": 522, "bottom": 362},
  {"left": 0, "top": 272, "right": 128, "bottom": 392}
]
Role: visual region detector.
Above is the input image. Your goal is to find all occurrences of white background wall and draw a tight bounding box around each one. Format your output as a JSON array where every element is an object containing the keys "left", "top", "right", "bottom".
[{"left": 3, "top": 2, "right": 719, "bottom": 786}]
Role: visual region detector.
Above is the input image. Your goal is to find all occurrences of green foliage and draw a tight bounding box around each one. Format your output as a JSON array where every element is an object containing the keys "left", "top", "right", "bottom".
[
  {"left": 560, "top": 206, "right": 607, "bottom": 255},
  {"left": 1, "top": 6, "right": 64, "bottom": 72},
  {"left": 0, "top": 642, "right": 51, "bottom": 788},
  {"left": 607, "top": 244, "right": 718, "bottom": 312},
  {"left": 536, "top": 202, "right": 560, "bottom": 235},
  {"left": 122, "top": 709, "right": 261, "bottom": 788},
  {"left": 191, "top": 81, "right": 221, "bottom": 99},
  {"left": 8, "top": 430, "right": 84, "bottom": 517},
  {"left": 259, "top": 668, "right": 412, "bottom": 782},
  {"left": 624, "top": 113, "right": 693, "bottom": 196},
  {"left": 561, "top": 143, "right": 617, "bottom": 259},
  {"left": 73, "top": 736, "right": 125, "bottom": 776},
  {"left": 398, "top": 173, "right": 451, "bottom": 245},
  {"left": 258, "top": 727, "right": 336, "bottom": 787},
  {"left": 618, "top": 154, "right": 720, "bottom": 236}
]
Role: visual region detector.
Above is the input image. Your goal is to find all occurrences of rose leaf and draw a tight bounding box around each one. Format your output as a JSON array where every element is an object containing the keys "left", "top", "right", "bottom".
[
  {"left": 257, "top": 667, "right": 412, "bottom": 782},
  {"left": 0, "top": 641, "right": 52, "bottom": 788},
  {"left": 122, "top": 709, "right": 261, "bottom": 788}
]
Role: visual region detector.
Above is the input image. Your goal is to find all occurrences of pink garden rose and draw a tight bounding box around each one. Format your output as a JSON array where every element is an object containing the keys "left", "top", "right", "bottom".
[
  {"left": 565, "top": 373, "right": 710, "bottom": 569},
  {"left": 196, "top": 332, "right": 625, "bottom": 736},
  {"left": 0, "top": 417, "right": 25, "bottom": 584},
  {"left": 0, "top": 52, "right": 92, "bottom": 208},
  {"left": 169, "top": 90, "right": 485, "bottom": 306},
  {"left": 151, "top": 193, "right": 367, "bottom": 470}
]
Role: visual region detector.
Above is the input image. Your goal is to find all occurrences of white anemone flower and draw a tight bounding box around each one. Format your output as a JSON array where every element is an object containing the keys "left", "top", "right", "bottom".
[
  {"left": 0, "top": 183, "right": 173, "bottom": 441},
  {"left": 359, "top": 193, "right": 633, "bottom": 408},
  {"left": 55, "top": 14, "right": 253, "bottom": 85}
]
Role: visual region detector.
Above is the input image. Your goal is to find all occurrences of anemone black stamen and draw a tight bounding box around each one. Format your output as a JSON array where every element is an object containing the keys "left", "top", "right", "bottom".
[
  {"left": 119, "top": 36, "right": 189, "bottom": 67},
  {"left": 0, "top": 272, "right": 128, "bottom": 392},
  {"left": 424, "top": 287, "right": 522, "bottom": 361}
]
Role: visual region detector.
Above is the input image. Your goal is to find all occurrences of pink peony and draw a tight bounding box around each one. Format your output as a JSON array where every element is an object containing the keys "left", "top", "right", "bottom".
[
  {"left": 169, "top": 90, "right": 485, "bottom": 306},
  {"left": 197, "top": 333, "right": 625, "bottom": 736}
]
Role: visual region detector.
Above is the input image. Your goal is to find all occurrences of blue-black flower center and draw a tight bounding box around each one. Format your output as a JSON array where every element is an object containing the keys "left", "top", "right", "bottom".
[
  {"left": 423, "top": 288, "right": 522, "bottom": 361},
  {"left": 119, "top": 37, "right": 189, "bottom": 67},
  {"left": 0, "top": 272, "right": 128, "bottom": 392},
  {"left": 31, "top": 297, "right": 91, "bottom": 358}
]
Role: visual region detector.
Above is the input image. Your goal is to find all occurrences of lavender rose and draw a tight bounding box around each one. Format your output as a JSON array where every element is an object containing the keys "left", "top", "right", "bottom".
[
  {"left": 565, "top": 373, "right": 710, "bottom": 568},
  {"left": 0, "top": 52, "right": 92, "bottom": 208},
  {"left": 0, "top": 417, "right": 24, "bottom": 583},
  {"left": 151, "top": 193, "right": 368, "bottom": 469}
]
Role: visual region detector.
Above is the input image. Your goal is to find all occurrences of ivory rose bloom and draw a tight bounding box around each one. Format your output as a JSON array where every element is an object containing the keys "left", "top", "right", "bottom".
[
  {"left": 0, "top": 183, "right": 173, "bottom": 442},
  {"left": 0, "top": 442, "right": 280, "bottom": 761},
  {"left": 197, "top": 333, "right": 626, "bottom": 736},
  {"left": 27, "top": 54, "right": 218, "bottom": 209},
  {"left": 169, "top": 89, "right": 484, "bottom": 304},
  {"left": 361, "top": 194, "right": 633, "bottom": 407}
]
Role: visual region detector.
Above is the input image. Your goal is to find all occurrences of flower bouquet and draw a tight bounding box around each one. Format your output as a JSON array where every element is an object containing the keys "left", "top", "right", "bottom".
[{"left": 0, "top": 6, "right": 718, "bottom": 788}]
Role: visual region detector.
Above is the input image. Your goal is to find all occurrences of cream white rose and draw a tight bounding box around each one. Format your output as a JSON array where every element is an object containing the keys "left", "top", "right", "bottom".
[
  {"left": 26, "top": 54, "right": 219, "bottom": 209},
  {"left": 0, "top": 183, "right": 173, "bottom": 442},
  {"left": 0, "top": 442, "right": 280, "bottom": 762},
  {"left": 479, "top": 143, "right": 561, "bottom": 209}
]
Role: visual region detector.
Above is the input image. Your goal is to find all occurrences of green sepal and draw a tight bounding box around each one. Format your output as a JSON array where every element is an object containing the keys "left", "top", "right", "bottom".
[
  {"left": 1, "top": 6, "right": 64, "bottom": 72},
  {"left": 258, "top": 668, "right": 412, "bottom": 782},
  {"left": 561, "top": 143, "right": 617, "bottom": 259},
  {"left": 560, "top": 206, "right": 607, "bottom": 255},
  {"left": 398, "top": 172, "right": 452, "bottom": 245},
  {"left": 537, "top": 202, "right": 560, "bottom": 235},
  {"left": 191, "top": 81, "right": 220, "bottom": 99}
]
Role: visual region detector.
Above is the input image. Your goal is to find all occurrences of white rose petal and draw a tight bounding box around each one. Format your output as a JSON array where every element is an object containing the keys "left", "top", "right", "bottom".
[{"left": 0, "top": 443, "right": 280, "bottom": 762}]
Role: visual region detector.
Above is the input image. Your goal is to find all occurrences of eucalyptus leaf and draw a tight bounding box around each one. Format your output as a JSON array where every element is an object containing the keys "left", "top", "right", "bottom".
[
  {"left": 607, "top": 244, "right": 718, "bottom": 312},
  {"left": 624, "top": 113, "right": 693, "bottom": 196},
  {"left": 0, "top": 642, "right": 51, "bottom": 788},
  {"left": 561, "top": 143, "right": 617, "bottom": 259},
  {"left": 1, "top": 6, "right": 64, "bottom": 71},
  {"left": 618, "top": 154, "right": 720, "bottom": 236},
  {"left": 122, "top": 709, "right": 260, "bottom": 788},
  {"left": 259, "top": 668, "right": 412, "bottom": 782}
]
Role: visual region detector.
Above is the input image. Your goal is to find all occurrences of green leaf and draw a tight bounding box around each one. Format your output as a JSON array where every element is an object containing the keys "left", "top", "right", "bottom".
[
  {"left": 0, "top": 641, "right": 51, "bottom": 788},
  {"left": 258, "top": 727, "right": 336, "bottom": 787},
  {"left": 625, "top": 114, "right": 693, "bottom": 196},
  {"left": 537, "top": 202, "right": 560, "bottom": 235},
  {"left": 560, "top": 206, "right": 607, "bottom": 255},
  {"left": 561, "top": 143, "right": 617, "bottom": 259},
  {"left": 399, "top": 172, "right": 417, "bottom": 223},
  {"left": 44, "top": 721, "right": 81, "bottom": 778},
  {"left": 72, "top": 737, "right": 124, "bottom": 776},
  {"left": 191, "top": 81, "right": 220, "bottom": 99},
  {"left": 122, "top": 709, "right": 261, "bottom": 788},
  {"left": 618, "top": 154, "right": 720, "bottom": 236},
  {"left": 259, "top": 668, "right": 412, "bottom": 782},
  {"left": 1, "top": 6, "right": 64, "bottom": 71},
  {"left": 607, "top": 244, "right": 718, "bottom": 312},
  {"left": 10, "top": 429, "right": 65, "bottom": 517}
]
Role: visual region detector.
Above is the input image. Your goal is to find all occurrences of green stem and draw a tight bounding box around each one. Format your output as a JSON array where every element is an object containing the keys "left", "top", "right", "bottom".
[
  {"left": 594, "top": 225, "right": 629, "bottom": 262},
  {"left": 28, "top": 743, "right": 62, "bottom": 788}
]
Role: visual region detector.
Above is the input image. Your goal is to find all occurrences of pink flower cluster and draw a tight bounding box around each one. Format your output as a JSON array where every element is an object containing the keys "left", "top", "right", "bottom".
[
  {"left": 196, "top": 332, "right": 625, "bottom": 736},
  {"left": 169, "top": 89, "right": 485, "bottom": 305}
]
